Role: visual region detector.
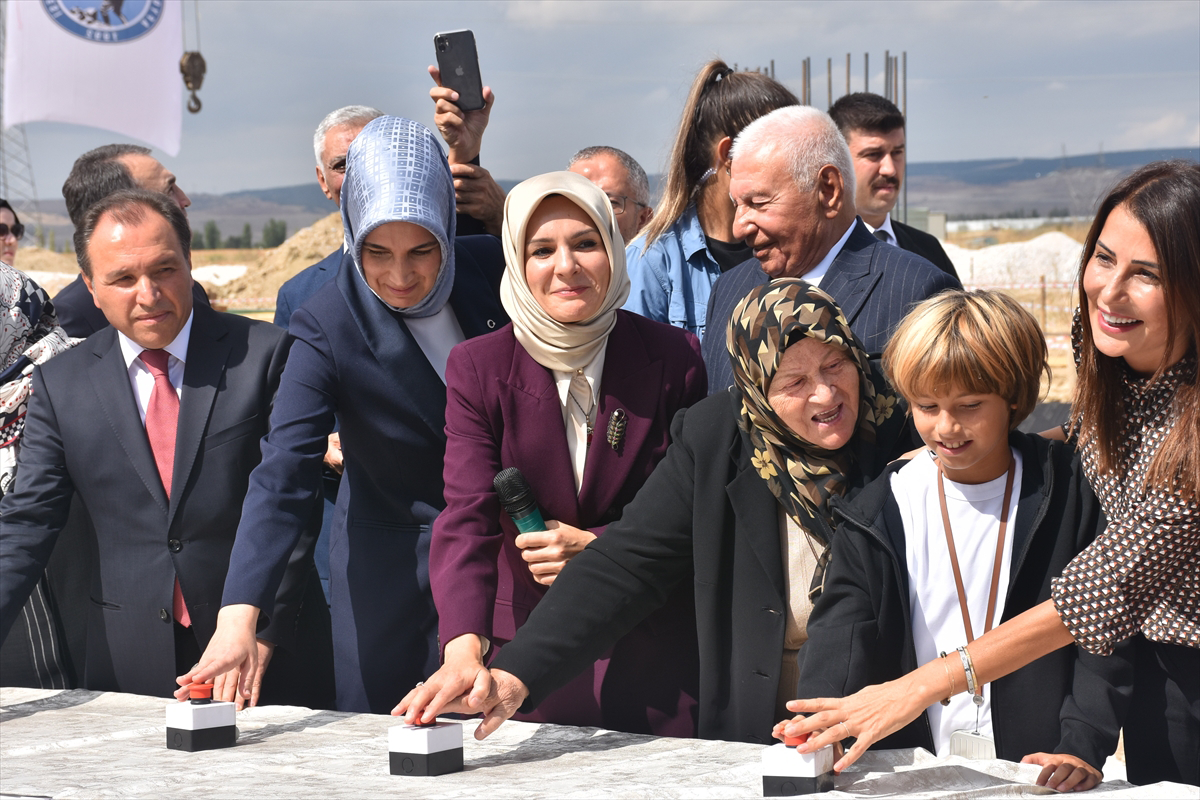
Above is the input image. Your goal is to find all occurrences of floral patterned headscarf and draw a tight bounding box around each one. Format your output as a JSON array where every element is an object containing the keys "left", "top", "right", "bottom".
[
  {"left": 1, "top": 263, "right": 75, "bottom": 495},
  {"left": 727, "top": 279, "right": 897, "bottom": 534}
]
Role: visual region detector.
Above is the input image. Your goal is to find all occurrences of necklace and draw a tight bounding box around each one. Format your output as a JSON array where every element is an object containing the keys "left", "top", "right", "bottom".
[
  {"left": 936, "top": 455, "right": 1015, "bottom": 708},
  {"left": 569, "top": 387, "right": 595, "bottom": 446}
]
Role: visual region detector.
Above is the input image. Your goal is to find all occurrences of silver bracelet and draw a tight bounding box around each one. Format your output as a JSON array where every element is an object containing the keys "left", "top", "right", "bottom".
[{"left": 957, "top": 646, "right": 977, "bottom": 696}]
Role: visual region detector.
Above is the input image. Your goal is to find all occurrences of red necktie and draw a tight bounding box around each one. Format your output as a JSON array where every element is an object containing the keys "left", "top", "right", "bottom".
[{"left": 140, "top": 349, "right": 190, "bottom": 628}]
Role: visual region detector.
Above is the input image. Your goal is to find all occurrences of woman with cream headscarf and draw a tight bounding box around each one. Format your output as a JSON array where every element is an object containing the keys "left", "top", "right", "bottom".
[
  {"left": 401, "top": 280, "right": 908, "bottom": 744},
  {"left": 184, "top": 117, "right": 509, "bottom": 714},
  {"left": 401, "top": 171, "right": 706, "bottom": 736}
]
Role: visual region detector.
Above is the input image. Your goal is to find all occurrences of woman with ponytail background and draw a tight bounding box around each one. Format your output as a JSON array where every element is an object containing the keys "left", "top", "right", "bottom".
[{"left": 623, "top": 60, "right": 797, "bottom": 341}]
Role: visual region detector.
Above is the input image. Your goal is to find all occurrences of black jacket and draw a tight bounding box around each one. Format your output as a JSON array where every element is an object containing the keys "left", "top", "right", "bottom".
[
  {"left": 891, "top": 219, "right": 958, "bottom": 279},
  {"left": 797, "top": 431, "right": 1130, "bottom": 768},
  {"left": 491, "top": 387, "right": 908, "bottom": 744}
]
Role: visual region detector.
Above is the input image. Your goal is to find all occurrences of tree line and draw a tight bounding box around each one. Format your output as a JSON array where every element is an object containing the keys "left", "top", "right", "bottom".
[{"left": 190, "top": 218, "right": 288, "bottom": 250}]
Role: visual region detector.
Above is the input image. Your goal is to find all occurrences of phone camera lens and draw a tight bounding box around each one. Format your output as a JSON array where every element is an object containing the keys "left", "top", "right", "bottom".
[{"left": 436, "top": 38, "right": 448, "bottom": 52}]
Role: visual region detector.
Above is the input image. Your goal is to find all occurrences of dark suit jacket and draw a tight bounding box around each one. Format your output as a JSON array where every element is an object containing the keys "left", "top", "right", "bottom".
[
  {"left": 891, "top": 219, "right": 958, "bottom": 279},
  {"left": 54, "top": 274, "right": 211, "bottom": 339},
  {"left": 221, "top": 236, "right": 508, "bottom": 713},
  {"left": 274, "top": 248, "right": 341, "bottom": 328},
  {"left": 490, "top": 388, "right": 906, "bottom": 744},
  {"left": 701, "top": 219, "right": 960, "bottom": 394},
  {"left": 432, "top": 310, "right": 706, "bottom": 735},
  {"left": 0, "top": 304, "right": 332, "bottom": 704}
]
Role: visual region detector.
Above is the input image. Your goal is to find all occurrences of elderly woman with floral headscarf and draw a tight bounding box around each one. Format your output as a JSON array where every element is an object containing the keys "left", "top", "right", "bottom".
[
  {"left": 181, "top": 117, "right": 509, "bottom": 714},
  {"left": 399, "top": 279, "right": 908, "bottom": 744},
  {"left": 396, "top": 171, "right": 706, "bottom": 736},
  {"left": 0, "top": 263, "right": 75, "bottom": 688}
]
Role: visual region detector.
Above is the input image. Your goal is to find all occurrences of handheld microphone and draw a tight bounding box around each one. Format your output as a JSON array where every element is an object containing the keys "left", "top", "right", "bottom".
[{"left": 493, "top": 467, "right": 547, "bottom": 533}]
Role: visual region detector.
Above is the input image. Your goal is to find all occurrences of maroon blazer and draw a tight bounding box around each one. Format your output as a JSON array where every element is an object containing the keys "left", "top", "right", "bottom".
[{"left": 432, "top": 310, "right": 706, "bottom": 736}]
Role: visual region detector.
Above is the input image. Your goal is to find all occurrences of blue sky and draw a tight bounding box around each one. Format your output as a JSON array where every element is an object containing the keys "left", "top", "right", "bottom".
[{"left": 16, "top": 0, "right": 1200, "bottom": 197}]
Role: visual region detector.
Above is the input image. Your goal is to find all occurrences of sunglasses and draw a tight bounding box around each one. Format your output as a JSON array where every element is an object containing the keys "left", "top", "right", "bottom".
[{"left": 0, "top": 223, "right": 25, "bottom": 240}]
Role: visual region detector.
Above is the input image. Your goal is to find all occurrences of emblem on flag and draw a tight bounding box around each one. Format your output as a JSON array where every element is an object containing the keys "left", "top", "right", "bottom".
[{"left": 41, "top": 0, "right": 165, "bottom": 44}]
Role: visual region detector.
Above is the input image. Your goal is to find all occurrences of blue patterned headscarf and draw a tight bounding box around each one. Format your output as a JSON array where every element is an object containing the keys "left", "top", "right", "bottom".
[{"left": 340, "top": 116, "right": 457, "bottom": 318}]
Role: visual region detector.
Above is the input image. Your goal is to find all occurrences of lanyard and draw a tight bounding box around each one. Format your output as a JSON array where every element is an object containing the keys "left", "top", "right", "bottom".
[{"left": 936, "top": 456, "right": 1015, "bottom": 702}]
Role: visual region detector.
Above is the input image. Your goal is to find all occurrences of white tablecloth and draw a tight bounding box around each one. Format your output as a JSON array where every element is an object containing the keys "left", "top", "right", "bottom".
[{"left": 1, "top": 688, "right": 1195, "bottom": 798}]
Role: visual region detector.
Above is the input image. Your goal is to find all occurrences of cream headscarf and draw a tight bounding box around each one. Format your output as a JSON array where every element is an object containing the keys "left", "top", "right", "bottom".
[{"left": 499, "top": 171, "right": 631, "bottom": 372}]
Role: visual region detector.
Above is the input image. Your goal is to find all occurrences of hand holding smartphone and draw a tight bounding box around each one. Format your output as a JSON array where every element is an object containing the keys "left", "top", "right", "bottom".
[{"left": 433, "top": 30, "right": 484, "bottom": 112}]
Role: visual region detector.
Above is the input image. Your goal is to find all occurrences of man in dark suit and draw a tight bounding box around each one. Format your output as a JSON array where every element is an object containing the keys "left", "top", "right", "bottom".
[
  {"left": 828, "top": 92, "right": 957, "bottom": 278},
  {"left": 275, "top": 106, "right": 384, "bottom": 604},
  {"left": 702, "top": 106, "right": 960, "bottom": 394},
  {"left": 0, "top": 190, "right": 332, "bottom": 707},
  {"left": 274, "top": 106, "right": 384, "bottom": 330},
  {"left": 56, "top": 144, "right": 210, "bottom": 338}
]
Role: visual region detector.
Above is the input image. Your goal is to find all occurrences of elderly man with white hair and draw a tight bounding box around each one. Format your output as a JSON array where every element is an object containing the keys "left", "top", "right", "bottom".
[
  {"left": 699, "top": 105, "right": 959, "bottom": 393},
  {"left": 274, "top": 105, "right": 386, "bottom": 330}
]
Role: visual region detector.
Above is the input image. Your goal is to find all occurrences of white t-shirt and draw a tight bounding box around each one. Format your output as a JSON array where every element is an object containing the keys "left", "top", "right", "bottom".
[{"left": 891, "top": 448, "right": 1022, "bottom": 755}]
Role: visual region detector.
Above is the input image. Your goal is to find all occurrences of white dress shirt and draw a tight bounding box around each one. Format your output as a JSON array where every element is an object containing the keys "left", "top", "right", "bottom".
[
  {"left": 802, "top": 220, "right": 858, "bottom": 287},
  {"left": 862, "top": 213, "right": 897, "bottom": 244},
  {"left": 116, "top": 310, "right": 194, "bottom": 424},
  {"left": 551, "top": 350, "right": 607, "bottom": 493}
]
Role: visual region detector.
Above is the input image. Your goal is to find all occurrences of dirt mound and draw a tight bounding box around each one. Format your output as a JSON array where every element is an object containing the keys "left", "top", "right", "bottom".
[
  {"left": 11, "top": 247, "right": 79, "bottom": 273},
  {"left": 216, "top": 212, "right": 342, "bottom": 306},
  {"left": 946, "top": 231, "right": 1083, "bottom": 285}
]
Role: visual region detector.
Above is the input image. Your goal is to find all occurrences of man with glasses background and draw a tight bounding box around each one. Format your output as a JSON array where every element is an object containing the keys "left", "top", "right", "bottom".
[{"left": 568, "top": 145, "right": 653, "bottom": 245}]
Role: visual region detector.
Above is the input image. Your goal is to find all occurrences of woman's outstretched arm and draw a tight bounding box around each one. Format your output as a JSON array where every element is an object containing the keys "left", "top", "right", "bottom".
[{"left": 781, "top": 599, "right": 1075, "bottom": 772}]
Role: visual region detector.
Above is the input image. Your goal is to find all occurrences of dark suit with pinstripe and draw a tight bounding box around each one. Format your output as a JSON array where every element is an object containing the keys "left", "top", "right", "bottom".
[{"left": 701, "top": 219, "right": 961, "bottom": 394}]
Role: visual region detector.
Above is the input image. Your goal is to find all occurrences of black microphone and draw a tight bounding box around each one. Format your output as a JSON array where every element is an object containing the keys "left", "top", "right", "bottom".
[{"left": 493, "top": 467, "right": 547, "bottom": 533}]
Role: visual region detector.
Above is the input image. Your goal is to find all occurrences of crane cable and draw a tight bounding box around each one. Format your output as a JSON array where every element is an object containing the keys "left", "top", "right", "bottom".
[{"left": 179, "top": 0, "right": 206, "bottom": 113}]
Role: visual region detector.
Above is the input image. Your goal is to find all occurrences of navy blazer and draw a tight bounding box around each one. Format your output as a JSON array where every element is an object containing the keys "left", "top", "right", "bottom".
[
  {"left": 54, "top": 274, "right": 211, "bottom": 339},
  {"left": 222, "top": 235, "right": 508, "bottom": 713},
  {"left": 274, "top": 248, "right": 341, "bottom": 328},
  {"left": 432, "top": 311, "right": 706, "bottom": 735},
  {"left": 701, "top": 219, "right": 960, "bottom": 394},
  {"left": 0, "top": 304, "right": 331, "bottom": 703}
]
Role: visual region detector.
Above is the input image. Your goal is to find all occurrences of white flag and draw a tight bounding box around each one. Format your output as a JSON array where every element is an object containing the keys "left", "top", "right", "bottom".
[{"left": 3, "top": 0, "right": 183, "bottom": 155}]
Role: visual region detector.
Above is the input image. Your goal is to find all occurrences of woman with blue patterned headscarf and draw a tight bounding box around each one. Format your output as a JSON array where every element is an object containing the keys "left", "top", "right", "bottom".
[{"left": 190, "top": 117, "right": 509, "bottom": 714}]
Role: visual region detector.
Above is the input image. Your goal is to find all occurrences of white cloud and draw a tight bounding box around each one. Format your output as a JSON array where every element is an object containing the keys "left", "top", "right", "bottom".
[
  {"left": 15, "top": 0, "right": 1200, "bottom": 195},
  {"left": 1113, "top": 112, "right": 1200, "bottom": 150}
]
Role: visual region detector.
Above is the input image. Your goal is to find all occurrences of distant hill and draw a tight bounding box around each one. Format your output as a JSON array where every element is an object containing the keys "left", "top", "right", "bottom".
[
  {"left": 188, "top": 183, "right": 334, "bottom": 215},
  {"left": 24, "top": 147, "right": 1198, "bottom": 250},
  {"left": 907, "top": 147, "right": 1199, "bottom": 185},
  {"left": 905, "top": 147, "right": 1198, "bottom": 218}
]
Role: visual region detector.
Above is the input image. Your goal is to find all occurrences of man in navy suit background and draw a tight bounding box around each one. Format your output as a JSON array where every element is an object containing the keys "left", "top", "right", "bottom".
[
  {"left": 274, "top": 105, "right": 385, "bottom": 603},
  {"left": 55, "top": 144, "right": 210, "bottom": 339},
  {"left": 702, "top": 106, "right": 960, "bottom": 394},
  {"left": 273, "top": 105, "right": 385, "bottom": 330},
  {"left": 828, "top": 92, "right": 958, "bottom": 278}
]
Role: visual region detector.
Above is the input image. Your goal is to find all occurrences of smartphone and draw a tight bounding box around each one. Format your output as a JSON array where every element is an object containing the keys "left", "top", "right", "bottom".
[{"left": 433, "top": 30, "right": 485, "bottom": 112}]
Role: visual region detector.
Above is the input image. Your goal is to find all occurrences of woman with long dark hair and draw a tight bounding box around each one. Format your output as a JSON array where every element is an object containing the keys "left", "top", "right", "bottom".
[{"left": 782, "top": 161, "right": 1200, "bottom": 788}]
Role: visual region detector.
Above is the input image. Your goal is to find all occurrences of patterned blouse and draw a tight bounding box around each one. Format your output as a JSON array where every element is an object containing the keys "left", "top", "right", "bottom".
[{"left": 1051, "top": 355, "right": 1199, "bottom": 655}]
